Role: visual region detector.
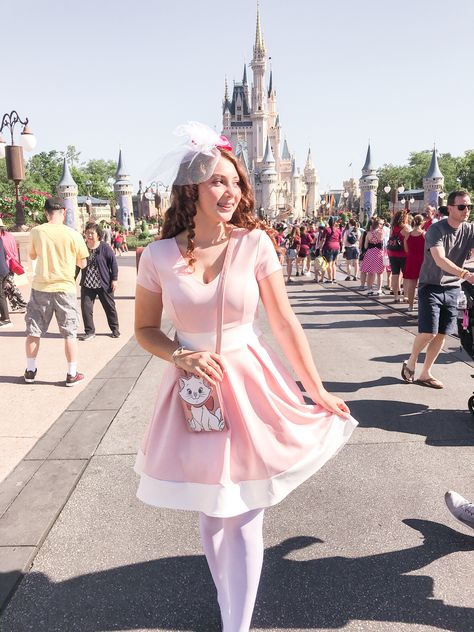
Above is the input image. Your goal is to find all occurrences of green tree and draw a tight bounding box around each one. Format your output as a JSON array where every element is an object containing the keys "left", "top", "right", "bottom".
[
  {"left": 73, "top": 159, "right": 116, "bottom": 199},
  {"left": 377, "top": 150, "right": 474, "bottom": 213},
  {"left": 457, "top": 150, "right": 474, "bottom": 191},
  {"left": 24, "top": 151, "right": 63, "bottom": 194}
]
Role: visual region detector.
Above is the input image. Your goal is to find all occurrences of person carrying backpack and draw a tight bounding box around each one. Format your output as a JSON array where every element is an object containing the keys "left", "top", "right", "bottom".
[{"left": 343, "top": 219, "right": 361, "bottom": 281}]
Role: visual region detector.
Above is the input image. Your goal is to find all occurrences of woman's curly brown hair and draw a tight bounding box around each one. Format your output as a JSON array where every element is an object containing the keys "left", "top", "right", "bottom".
[
  {"left": 160, "top": 149, "right": 274, "bottom": 267},
  {"left": 391, "top": 209, "right": 408, "bottom": 228}
]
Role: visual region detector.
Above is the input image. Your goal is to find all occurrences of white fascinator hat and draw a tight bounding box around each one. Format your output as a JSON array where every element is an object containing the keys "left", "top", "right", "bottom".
[{"left": 155, "top": 121, "right": 234, "bottom": 187}]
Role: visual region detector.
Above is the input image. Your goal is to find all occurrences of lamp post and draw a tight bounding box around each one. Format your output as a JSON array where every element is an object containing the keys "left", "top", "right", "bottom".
[
  {"left": 343, "top": 190, "right": 349, "bottom": 214},
  {"left": 383, "top": 185, "right": 406, "bottom": 215},
  {"left": 399, "top": 195, "right": 415, "bottom": 212},
  {"left": 0, "top": 111, "right": 37, "bottom": 229}
]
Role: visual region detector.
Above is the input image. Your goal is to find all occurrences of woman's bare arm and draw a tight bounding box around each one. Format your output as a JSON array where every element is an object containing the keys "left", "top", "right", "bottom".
[
  {"left": 134, "top": 285, "right": 225, "bottom": 382},
  {"left": 258, "top": 271, "right": 350, "bottom": 418},
  {"left": 134, "top": 285, "right": 176, "bottom": 360}
]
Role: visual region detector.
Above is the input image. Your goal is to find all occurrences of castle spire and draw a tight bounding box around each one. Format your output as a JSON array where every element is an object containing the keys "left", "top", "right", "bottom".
[
  {"left": 115, "top": 149, "right": 129, "bottom": 180},
  {"left": 362, "top": 143, "right": 373, "bottom": 172},
  {"left": 281, "top": 138, "right": 291, "bottom": 161},
  {"left": 305, "top": 147, "right": 313, "bottom": 168},
  {"left": 224, "top": 75, "right": 229, "bottom": 102},
  {"left": 242, "top": 63, "right": 247, "bottom": 85},
  {"left": 262, "top": 136, "right": 275, "bottom": 164},
  {"left": 254, "top": 1, "right": 266, "bottom": 57},
  {"left": 267, "top": 69, "right": 273, "bottom": 97},
  {"left": 58, "top": 157, "right": 76, "bottom": 187},
  {"left": 425, "top": 147, "right": 443, "bottom": 179}
]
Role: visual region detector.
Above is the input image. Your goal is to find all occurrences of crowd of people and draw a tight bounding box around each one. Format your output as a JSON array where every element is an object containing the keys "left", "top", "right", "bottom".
[
  {"left": 1, "top": 142, "right": 473, "bottom": 631},
  {"left": 270, "top": 204, "right": 445, "bottom": 315}
]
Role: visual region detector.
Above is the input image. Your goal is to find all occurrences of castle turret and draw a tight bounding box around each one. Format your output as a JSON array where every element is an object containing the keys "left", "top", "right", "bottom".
[
  {"left": 423, "top": 147, "right": 444, "bottom": 208},
  {"left": 304, "top": 148, "right": 319, "bottom": 216},
  {"left": 359, "top": 143, "right": 378, "bottom": 219},
  {"left": 57, "top": 157, "right": 79, "bottom": 230},
  {"left": 114, "top": 150, "right": 135, "bottom": 230},
  {"left": 250, "top": 2, "right": 268, "bottom": 162},
  {"left": 291, "top": 157, "right": 303, "bottom": 217},
  {"left": 260, "top": 136, "right": 277, "bottom": 213}
]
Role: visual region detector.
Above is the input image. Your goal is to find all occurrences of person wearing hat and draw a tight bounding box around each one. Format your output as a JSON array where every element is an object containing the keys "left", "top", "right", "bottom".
[{"left": 24, "top": 197, "right": 89, "bottom": 386}]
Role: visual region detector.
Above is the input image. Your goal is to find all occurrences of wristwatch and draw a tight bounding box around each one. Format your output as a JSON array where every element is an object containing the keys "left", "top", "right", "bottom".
[{"left": 460, "top": 269, "right": 469, "bottom": 279}]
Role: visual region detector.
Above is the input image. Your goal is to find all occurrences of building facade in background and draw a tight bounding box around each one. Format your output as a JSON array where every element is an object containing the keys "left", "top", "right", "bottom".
[{"left": 222, "top": 6, "right": 320, "bottom": 219}]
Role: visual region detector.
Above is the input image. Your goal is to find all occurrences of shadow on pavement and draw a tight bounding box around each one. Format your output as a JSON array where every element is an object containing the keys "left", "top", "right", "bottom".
[
  {"left": 302, "top": 317, "right": 410, "bottom": 330},
  {"left": 1, "top": 521, "right": 473, "bottom": 631},
  {"left": 371, "top": 353, "right": 468, "bottom": 367},
  {"left": 345, "top": 399, "right": 474, "bottom": 446}
]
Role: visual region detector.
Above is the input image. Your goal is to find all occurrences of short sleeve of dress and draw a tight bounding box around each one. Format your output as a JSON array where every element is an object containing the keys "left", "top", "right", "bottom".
[
  {"left": 136, "top": 244, "right": 162, "bottom": 293},
  {"left": 255, "top": 230, "right": 282, "bottom": 281}
]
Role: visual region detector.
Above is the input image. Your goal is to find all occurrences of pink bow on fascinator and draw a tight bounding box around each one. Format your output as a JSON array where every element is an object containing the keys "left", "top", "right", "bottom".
[{"left": 216, "top": 135, "right": 233, "bottom": 151}]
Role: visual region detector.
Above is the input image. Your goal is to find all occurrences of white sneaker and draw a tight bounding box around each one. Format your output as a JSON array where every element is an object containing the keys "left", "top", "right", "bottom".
[{"left": 445, "top": 491, "right": 474, "bottom": 530}]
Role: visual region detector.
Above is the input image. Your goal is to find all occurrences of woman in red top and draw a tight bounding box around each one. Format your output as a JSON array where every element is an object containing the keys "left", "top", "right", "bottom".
[
  {"left": 321, "top": 217, "right": 342, "bottom": 283},
  {"left": 403, "top": 214, "right": 425, "bottom": 311},
  {"left": 297, "top": 226, "right": 313, "bottom": 276},
  {"left": 387, "top": 210, "right": 411, "bottom": 302}
]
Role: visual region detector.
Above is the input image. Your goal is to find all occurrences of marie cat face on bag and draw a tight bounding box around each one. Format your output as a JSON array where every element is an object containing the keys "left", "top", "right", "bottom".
[{"left": 178, "top": 374, "right": 212, "bottom": 405}]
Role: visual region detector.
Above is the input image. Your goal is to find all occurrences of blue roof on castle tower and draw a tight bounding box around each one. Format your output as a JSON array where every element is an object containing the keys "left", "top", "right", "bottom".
[
  {"left": 262, "top": 137, "right": 275, "bottom": 163},
  {"left": 281, "top": 139, "right": 291, "bottom": 161},
  {"left": 291, "top": 157, "right": 298, "bottom": 177},
  {"left": 362, "top": 144, "right": 373, "bottom": 171},
  {"left": 58, "top": 157, "right": 76, "bottom": 187},
  {"left": 267, "top": 70, "right": 273, "bottom": 97},
  {"left": 228, "top": 83, "right": 251, "bottom": 116},
  {"left": 425, "top": 148, "right": 443, "bottom": 179},
  {"left": 115, "top": 150, "right": 129, "bottom": 179}
]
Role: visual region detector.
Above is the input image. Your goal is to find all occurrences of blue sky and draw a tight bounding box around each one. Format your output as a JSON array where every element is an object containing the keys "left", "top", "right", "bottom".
[{"left": 4, "top": 0, "right": 473, "bottom": 192}]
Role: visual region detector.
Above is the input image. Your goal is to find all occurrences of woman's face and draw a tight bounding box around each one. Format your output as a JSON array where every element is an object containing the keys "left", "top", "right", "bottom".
[{"left": 195, "top": 157, "right": 242, "bottom": 225}]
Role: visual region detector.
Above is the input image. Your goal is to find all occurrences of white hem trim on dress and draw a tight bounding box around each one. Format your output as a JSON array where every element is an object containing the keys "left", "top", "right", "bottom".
[{"left": 134, "top": 415, "right": 357, "bottom": 517}]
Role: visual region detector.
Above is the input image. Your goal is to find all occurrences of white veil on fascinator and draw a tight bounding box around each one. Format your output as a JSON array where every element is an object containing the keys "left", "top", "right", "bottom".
[{"left": 155, "top": 121, "right": 233, "bottom": 186}]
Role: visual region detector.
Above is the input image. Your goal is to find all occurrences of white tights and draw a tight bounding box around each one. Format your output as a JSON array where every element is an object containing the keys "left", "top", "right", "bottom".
[{"left": 199, "top": 508, "right": 264, "bottom": 632}]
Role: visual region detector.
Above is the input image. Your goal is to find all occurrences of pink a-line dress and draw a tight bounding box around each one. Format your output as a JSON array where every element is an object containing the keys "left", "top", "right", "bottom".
[{"left": 134, "top": 228, "right": 358, "bottom": 517}]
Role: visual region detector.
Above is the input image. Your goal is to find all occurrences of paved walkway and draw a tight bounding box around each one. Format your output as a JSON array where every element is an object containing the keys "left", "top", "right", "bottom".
[
  {"left": 0, "top": 251, "right": 139, "bottom": 483},
  {"left": 1, "top": 271, "right": 474, "bottom": 631}
]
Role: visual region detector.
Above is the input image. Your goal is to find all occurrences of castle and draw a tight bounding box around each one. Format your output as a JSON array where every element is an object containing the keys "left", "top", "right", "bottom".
[{"left": 221, "top": 5, "right": 319, "bottom": 219}]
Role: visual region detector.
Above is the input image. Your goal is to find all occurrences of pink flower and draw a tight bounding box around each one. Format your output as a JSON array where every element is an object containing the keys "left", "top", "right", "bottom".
[{"left": 216, "top": 135, "right": 232, "bottom": 152}]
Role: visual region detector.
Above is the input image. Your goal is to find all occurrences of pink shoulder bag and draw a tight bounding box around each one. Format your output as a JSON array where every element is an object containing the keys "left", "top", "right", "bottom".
[{"left": 175, "top": 232, "right": 235, "bottom": 433}]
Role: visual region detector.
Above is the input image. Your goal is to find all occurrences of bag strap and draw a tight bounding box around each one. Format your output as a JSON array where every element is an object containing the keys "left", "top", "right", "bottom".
[{"left": 214, "top": 230, "right": 236, "bottom": 354}]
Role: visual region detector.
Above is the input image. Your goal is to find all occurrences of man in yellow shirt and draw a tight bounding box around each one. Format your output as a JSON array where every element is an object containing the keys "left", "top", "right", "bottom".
[{"left": 24, "top": 197, "right": 89, "bottom": 386}]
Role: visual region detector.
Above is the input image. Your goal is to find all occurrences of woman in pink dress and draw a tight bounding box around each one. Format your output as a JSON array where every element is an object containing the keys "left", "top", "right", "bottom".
[
  {"left": 403, "top": 214, "right": 426, "bottom": 311},
  {"left": 360, "top": 217, "right": 385, "bottom": 295},
  {"left": 134, "top": 123, "right": 357, "bottom": 632}
]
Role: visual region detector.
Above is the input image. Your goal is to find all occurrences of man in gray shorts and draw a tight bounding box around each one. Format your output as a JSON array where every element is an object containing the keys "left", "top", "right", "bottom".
[
  {"left": 401, "top": 190, "right": 474, "bottom": 388},
  {"left": 25, "top": 197, "right": 89, "bottom": 386}
]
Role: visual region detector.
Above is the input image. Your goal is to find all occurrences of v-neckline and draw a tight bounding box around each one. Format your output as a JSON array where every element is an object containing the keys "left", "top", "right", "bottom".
[{"left": 173, "top": 234, "right": 232, "bottom": 286}]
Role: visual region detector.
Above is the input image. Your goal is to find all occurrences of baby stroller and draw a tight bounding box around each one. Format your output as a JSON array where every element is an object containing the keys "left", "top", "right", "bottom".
[{"left": 456, "top": 281, "right": 474, "bottom": 414}]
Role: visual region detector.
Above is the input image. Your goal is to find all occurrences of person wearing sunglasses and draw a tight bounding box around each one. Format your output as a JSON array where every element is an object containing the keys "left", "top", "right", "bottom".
[{"left": 401, "top": 190, "right": 474, "bottom": 389}]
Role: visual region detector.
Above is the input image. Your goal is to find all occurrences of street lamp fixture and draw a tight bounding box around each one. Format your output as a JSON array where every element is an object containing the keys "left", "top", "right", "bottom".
[
  {"left": 343, "top": 190, "right": 349, "bottom": 213},
  {"left": 383, "top": 185, "right": 406, "bottom": 214},
  {"left": 0, "top": 110, "right": 37, "bottom": 228}
]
